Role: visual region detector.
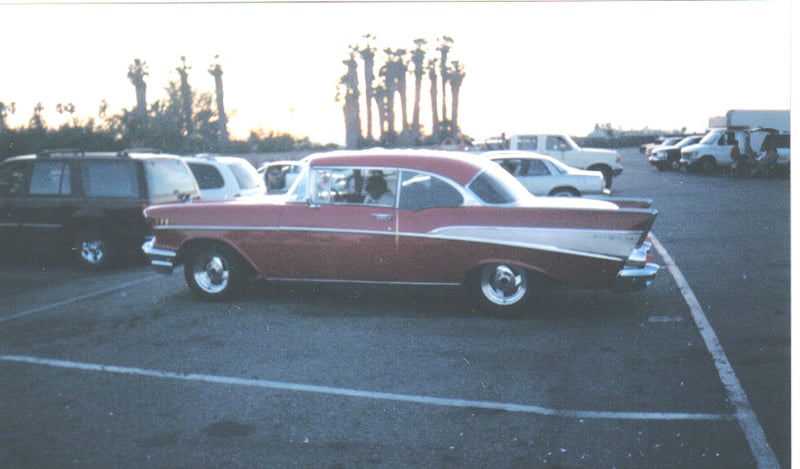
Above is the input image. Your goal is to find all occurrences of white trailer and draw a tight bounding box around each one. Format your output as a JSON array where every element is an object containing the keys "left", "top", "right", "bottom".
[{"left": 708, "top": 109, "right": 789, "bottom": 132}]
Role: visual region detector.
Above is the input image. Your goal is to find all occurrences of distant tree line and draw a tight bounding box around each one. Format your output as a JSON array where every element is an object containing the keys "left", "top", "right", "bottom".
[
  {"left": 0, "top": 56, "right": 329, "bottom": 161},
  {"left": 337, "top": 34, "right": 467, "bottom": 149}
]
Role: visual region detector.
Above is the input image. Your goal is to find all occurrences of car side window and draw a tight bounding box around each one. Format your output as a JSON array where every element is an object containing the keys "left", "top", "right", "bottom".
[
  {"left": 399, "top": 170, "right": 463, "bottom": 211},
  {"left": 0, "top": 161, "right": 29, "bottom": 196},
  {"left": 524, "top": 159, "right": 550, "bottom": 176},
  {"left": 189, "top": 162, "right": 225, "bottom": 190},
  {"left": 516, "top": 136, "right": 537, "bottom": 151},
  {"left": 311, "top": 167, "right": 397, "bottom": 206},
  {"left": 82, "top": 161, "right": 139, "bottom": 198},
  {"left": 497, "top": 159, "right": 518, "bottom": 175},
  {"left": 29, "top": 161, "right": 71, "bottom": 195},
  {"left": 546, "top": 136, "right": 566, "bottom": 151}
]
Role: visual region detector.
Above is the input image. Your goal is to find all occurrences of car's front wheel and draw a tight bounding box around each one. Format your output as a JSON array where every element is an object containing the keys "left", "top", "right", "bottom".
[
  {"left": 473, "top": 263, "right": 532, "bottom": 314},
  {"left": 184, "top": 243, "right": 246, "bottom": 300},
  {"left": 699, "top": 156, "right": 717, "bottom": 174}
]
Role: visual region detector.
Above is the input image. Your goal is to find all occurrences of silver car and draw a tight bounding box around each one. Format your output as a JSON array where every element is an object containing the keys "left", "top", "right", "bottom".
[{"left": 486, "top": 151, "right": 610, "bottom": 197}]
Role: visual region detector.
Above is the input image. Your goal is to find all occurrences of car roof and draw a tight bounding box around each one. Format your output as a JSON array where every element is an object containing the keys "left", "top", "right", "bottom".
[
  {"left": 484, "top": 150, "right": 556, "bottom": 161},
  {"left": 185, "top": 154, "right": 252, "bottom": 164},
  {"left": 3, "top": 150, "right": 182, "bottom": 163},
  {"left": 303, "top": 149, "right": 492, "bottom": 186}
]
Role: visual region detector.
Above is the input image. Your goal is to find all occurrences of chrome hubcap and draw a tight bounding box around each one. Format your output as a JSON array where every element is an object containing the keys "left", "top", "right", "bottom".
[
  {"left": 80, "top": 239, "right": 105, "bottom": 265},
  {"left": 481, "top": 264, "right": 527, "bottom": 306},
  {"left": 193, "top": 253, "right": 229, "bottom": 293}
]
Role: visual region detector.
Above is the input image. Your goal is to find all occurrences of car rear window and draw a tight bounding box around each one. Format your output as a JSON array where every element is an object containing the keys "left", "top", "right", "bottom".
[
  {"left": 468, "top": 165, "right": 531, "bottom": 205},
  {"left": 189, "top": 162, "right": 225, "bottom": 189},
  {"left": 81, "top": 161, "right": 139, "bottom": 197},
  {"left": 144, "top": 159, "right": 199, "bottom": 201},
  {"left": 227, "top": 161, "right": 261, "bottom": 190}
]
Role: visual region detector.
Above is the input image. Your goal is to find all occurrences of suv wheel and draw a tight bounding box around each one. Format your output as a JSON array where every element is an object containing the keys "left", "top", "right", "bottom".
[{"left": 74, "top": 227, "right": 114, "bottom": 270}]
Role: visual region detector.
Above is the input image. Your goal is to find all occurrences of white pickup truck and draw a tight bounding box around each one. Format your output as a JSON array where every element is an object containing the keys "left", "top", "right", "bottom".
[{"left": 508, "top": 134, "right": 623, "bottom": 188}]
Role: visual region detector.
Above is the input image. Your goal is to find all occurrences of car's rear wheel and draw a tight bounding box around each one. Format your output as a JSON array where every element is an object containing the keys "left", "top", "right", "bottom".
[
  {"left": 74, "top": 227, "right": 114, "bottom": 270},
  {"left": 474, "top": 263, "right": 531, "bottom": 314},
  {"left": 549, "top": 187, "right": 580, "bottom": 197},
  {"left": 184, "top": 243, "right": 246, "bottom": 300}
]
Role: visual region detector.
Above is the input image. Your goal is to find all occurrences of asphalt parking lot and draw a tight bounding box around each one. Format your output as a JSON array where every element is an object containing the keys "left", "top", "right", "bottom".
[{"left": 0, "top": 148, "right": 790, "bottom": 467}]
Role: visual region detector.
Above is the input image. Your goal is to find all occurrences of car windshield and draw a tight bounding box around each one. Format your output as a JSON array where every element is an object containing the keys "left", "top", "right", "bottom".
[
  {"left": 699, "top": 130, "right": 724, "bottom": 145},
  {"left": 676, "top": 136, "right": 699, "bottom": 147},
  {"left": 286, "top": 163, "right": 310, "bottom": 202},
  {"left": 468, "top": 163, "right": 533, "bottom": 205}
]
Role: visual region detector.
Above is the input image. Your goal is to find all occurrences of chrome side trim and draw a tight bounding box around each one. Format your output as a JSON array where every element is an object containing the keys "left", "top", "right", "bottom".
[
  {"left": 261, "top": 277, "right": 461, "bottom": 287},
  {"left": 152, "top": 225, "right": 638, "bottom": 262}
]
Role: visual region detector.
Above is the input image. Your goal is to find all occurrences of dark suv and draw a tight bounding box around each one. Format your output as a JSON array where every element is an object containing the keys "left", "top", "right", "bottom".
[{"left": 0, "top": 149, "right": 200, "bottom": 269}]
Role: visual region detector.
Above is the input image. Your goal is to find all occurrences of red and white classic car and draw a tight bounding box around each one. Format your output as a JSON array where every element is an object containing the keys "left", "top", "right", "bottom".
[{"left": 143, "top": 149, "right": 658, "bottom": 313}]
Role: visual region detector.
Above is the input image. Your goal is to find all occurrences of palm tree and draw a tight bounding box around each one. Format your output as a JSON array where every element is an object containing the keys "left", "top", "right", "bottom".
[
  {"left": 358, "top": 34, "right": 377, "bottom": 143},
  {"left": 0, "top": 102, "right": 9, "bottom": 133},
  {"left": 410, "top": 39, "right": 427, "bottom": 141},
  {"left": 176, "top": 56, "right": 193, "bottom": 136},
  {"left": 29, "top": 102, "right": 46, "bottom": 131},
  {"left": 208, "top": 55, "right": 229, "bottom": 148},
  {"left": 427, "top": 59, "right": 439, "bottom": 141},
  {"left": 436, "top": 36, "right": 454, "bottom": 133},
  {"left": 448, "top": 60, "right": 466, "bottom": 140},
  {"left": 127, "top": 58, "right": 148, "bottom": 122},
  {"left": 378, "top": 54, "right": 396, "bottom": 145},
  {"left": 392, "top": 48, "right": 411, "bottom": 145},
  {"left": 338, "top": 49, "right": 362, "bottom": 149}
]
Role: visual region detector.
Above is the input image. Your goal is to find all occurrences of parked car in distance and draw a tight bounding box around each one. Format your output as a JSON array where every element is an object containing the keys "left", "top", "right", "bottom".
[
  {"left": 485, "top": 151, "right": 610, "bottom": 197},
  {"left": 0, "top": 149, "right": 200, "bottom": 269},
  {"left": 184, "top": 155, "right": 265, "bottom": 200},
  {"left": 507, "top": 133, "right": 623, "bottom": 189},
  {"left": 143, "top": 149, "right": 659, "bottom": 314},
  {"left": 644, "top": 136, "right": 684, "bottom": 157},
  {"left": 648, "top": 135, "right": 703, "bottom": 171},
  {"left": 258, "top": 161, "right": 304, "bottom": 194}
]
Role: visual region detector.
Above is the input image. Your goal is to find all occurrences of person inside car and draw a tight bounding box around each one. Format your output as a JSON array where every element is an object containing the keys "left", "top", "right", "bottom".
[{"left": 363, "top": 173, "right": 394, "bottom": 206}]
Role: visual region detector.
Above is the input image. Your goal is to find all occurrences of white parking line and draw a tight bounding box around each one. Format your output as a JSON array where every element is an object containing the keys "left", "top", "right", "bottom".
[
  {"left": 0, "top": 275, "right": 160, "bottom": 323},
  {"left": 0, "top": 353, "right": 731, "bottom": 422},
  {"left": 0, "top": 239, "right": 777, "bottom": 464},
  {"left": 650, "top": 235, "right": 779, "bottom": 468}
]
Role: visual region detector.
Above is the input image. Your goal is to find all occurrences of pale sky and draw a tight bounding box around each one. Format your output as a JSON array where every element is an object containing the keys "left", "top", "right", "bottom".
[{"left": 0, "top": 0, "right": 792, "bottom": 146}]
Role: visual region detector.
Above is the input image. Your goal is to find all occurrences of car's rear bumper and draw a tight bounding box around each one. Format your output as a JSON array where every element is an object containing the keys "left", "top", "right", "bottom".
[
  {"left": 142, "top": 238, "right": 177, "bottom": 274},
  {"left": 614, "top": 241, "right": 659, "bottom": 290},
  {"left": 615, "top": 262, "right": 659, "bottom": 290}
]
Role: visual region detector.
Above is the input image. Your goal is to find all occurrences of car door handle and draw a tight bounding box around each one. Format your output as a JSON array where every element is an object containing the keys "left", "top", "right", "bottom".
[{"left": 371, "top": 213, "right": 393, "bottom": 221}]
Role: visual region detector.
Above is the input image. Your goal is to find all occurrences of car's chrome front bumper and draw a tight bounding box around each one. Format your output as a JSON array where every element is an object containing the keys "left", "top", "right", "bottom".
[
  {"left": 142, "top": 238, "right": 177, "bottom": 274},
  {"left": 614, "top": 241, "right": 659, "bottom": 290}
]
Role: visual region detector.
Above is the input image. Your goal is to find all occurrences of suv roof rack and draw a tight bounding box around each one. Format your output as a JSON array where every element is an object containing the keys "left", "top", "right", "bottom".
[
  {"left": 37, "top": 149, "right": 85, "bottom": 158},
  {"left": 117, "top": 148, "right": 162, "bottom": 157}
]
